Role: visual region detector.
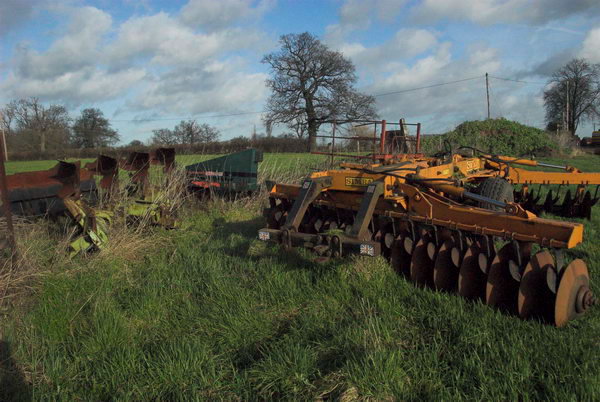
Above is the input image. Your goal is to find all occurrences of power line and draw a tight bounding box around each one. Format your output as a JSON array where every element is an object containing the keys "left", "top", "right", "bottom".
[
  {"left": 111, "top": 110, "right": 265, "bottom": 123},
  {"left": 372, "top": 76, "right": 483, "bottom": 97},
  {"left": 2, "top": 74, "right": 499, "bottom": 126},
  {"left": 109, "top": 76, "right": 486, "bottom": 122},
  {"left": 488, "top": 75, "right": 547, "bottom": 85}
]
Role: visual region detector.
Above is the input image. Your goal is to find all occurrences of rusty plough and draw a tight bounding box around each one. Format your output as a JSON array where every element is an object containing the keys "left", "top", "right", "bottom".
[{"left": 5, "top": 160, "right": 113, "bottom": 257}]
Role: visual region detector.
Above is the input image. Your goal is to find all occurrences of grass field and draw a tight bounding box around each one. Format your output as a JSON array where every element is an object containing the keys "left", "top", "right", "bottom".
[
  {"left": 4, "top": 153, "right": 328, "bottom": 175},
  {"left": 1, "top": 153, "right": 599, "bottom": 400}
]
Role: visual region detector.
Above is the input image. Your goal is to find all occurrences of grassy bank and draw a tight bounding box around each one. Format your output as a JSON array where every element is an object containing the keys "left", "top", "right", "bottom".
[
  {"left": 1, "top": 154, "right": 599, "bottom": 400},
  {"left": 4, "top": 152, "right": 329, "bottom": 175}
]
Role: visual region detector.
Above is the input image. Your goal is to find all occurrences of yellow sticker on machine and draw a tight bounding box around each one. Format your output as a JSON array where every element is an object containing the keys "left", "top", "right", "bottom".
[{"left": 345, "top": 177, "right": 374, "bottom": 186}]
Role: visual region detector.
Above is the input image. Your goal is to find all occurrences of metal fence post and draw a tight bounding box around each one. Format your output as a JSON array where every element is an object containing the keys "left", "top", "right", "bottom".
[{"left": 0, "top": 133, "right": 17, "bottom": 268}]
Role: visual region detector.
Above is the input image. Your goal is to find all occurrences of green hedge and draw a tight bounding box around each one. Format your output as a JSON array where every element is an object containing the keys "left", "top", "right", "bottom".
[{"left": 422, "top": 118, "right": 557, "bottom": 156}]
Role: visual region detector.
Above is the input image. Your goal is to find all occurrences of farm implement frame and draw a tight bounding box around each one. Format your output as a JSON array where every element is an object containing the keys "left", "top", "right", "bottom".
[
  {"left": 0, "top": 148, "right": 264, "bottom": 257},
  {"left": 259, "top": 119, "right": 598, "bottom": 327}
]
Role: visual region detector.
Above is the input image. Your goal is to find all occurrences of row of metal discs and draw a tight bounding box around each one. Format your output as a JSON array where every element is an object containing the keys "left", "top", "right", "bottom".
[
  {"left": 377, "top": 226, "right": 593, "bottom": 327},
  {"left": 516, "top": 186, "right": 599, "bottom": 220},
  {"left": 266, "top": 204, "right": 594, "bottom": 327}
]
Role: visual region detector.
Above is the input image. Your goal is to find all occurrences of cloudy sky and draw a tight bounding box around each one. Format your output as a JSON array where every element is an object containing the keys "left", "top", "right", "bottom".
[{"left": 1, "top": 0, "right": 599, "bottom": 144}]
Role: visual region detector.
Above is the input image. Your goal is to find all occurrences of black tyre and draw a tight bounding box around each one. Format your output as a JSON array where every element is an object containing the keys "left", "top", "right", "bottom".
[{"left": 478, "top": 177, "right": 514, "bottom": 211}]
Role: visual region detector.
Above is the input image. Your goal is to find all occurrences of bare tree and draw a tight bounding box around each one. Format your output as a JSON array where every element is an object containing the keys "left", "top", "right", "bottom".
[
  {"left": 544, "top": 58, "right": 600, "bottom": 136},
  {"left": 151, "top": 120, "right": 220, "bottom": 145},
  {"left": 172, "top": 120, "right": 220, "bottom": 144},
  {"left": 262, "top": 32, "right": 377, "bottom": 152},
  {"left": 196, "top": 123, "right": 220, "bottom": 143},
  {"left": 0, "top": 101, "right": 17, "bottom": 135},
  {"left": 10, "top": 98, "right": 71, "bottom": 153},
  {"left": 151, "top": 128, "right": 177, "bottom": 145},
  {"left": 71, "top": 108, "right": 119, "bottom": 148}
]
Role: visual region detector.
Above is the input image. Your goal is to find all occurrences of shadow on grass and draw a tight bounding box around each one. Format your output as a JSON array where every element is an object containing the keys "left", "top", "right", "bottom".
[
  {"left": 211, "top": 216, "right": 341, "bottom": 278},
  {"left": 0, "top": 340, "right": 31, "bottom": 402}
]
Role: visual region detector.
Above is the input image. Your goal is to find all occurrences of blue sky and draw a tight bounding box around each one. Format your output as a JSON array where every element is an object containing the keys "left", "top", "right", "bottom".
[{"left": 1, "top": 0, "right": 599, "bottom": 144}]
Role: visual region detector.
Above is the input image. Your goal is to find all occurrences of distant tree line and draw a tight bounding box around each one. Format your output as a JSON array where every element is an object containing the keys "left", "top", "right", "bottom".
[
  {"left": 0, "top": 98, "right": 120, "bottom": 154},
  {"left": 262, "top": 32, "right": 377, "bottom": 151},
  {"left": 4, "top": 49, "right": 594, "bottom": 162},
  {"left": 543, "top": 58, "right": 600, "bottom": 140},
  {"left": 4, "top": 134, "right": 309, "bottom": 161},
  {"left": 151, "top": 120, "right": 220, "bottom": 146},
  {"left": 0, "top": 97, "right": 314, "bottom": 161}
]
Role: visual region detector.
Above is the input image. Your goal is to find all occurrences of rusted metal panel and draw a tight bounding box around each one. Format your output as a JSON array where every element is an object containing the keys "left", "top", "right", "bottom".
[{"left": 0, "top": 136, "right": 17, "bottom": 265}]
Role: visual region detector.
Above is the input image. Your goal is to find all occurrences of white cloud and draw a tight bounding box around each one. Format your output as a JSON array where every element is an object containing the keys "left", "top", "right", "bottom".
[
  {"left": 338, "top": 0, "right": 371, "bottom": 30},
  {"left": 107, "top": 12, "right": 268, "bottom": 67},
  {"left": 0, "top": 0, "right": 40, "bottom": 37},
  {"left": 2, "top": 67, "right": 146, "bottom": 105},
  {"left": 362, "top": 42, "right": 509, "bottom": 132},
  {"left": 12, "top": 7, "right": 111, "bottom": 79},
  {"left": 0, "top": 7, "right": 143, "bottom": 104},
  {"left": 528, "top": 25, "right": 599, "bottom": 78},
  {"left": 375, "top": 0, "right": 407, "bottom": 22},
  {"left": 412, "top": 0, "right": 598, "bottom": 25},
  {"left": 2, "top": 2, "right": 272, "bottom": 117},
  {"left": 580, "top": 26, "right": 600, "bottom": 63},
  {"left": 129, "top": 59, "right": 267, "bottom": 115},
  {"left": 325, "top": 0, "right": 408, "bottom": 44},
  {"left": 108, "top": 12, "right": 223, "bottom": 65},
  {"left": 179, "top": 0, "right": 273, "bottom": 31},
  {"left": 337, "top": 28, "right": 438, "bottom": 73},
  {"left": 376, "top": 42, "right": 454, "bottom": 90},
  {"left": 3, "top": 0, "right": 594, "bottom": 141}
]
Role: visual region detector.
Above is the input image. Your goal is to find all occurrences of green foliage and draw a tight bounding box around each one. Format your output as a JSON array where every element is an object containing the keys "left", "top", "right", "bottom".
[
  {"left": 422, "top": 118, "right": 558, "bottom": 156},
  {"left": 2, "top": 154, "right": 600, "bottom": 400},
  {"left": 71, "top": 108, "right": 120, "bottom": 149}
]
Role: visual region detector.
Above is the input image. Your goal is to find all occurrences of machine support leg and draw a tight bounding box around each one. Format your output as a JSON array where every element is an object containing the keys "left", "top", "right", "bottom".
[
  {"left": 349, "top": 181, "right": 385, "bottom": 240},
  {"left": 282, "top": 177, "right": 332, "bottom": 231}
]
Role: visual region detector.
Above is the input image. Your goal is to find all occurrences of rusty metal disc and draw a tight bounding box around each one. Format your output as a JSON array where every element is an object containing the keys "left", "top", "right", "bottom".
[
  {"left": 543, "top": 190, "right": 556, "bottom": 212},
  {"left": 459, "top": 245, "right": 487, "bottom": 301},
  {"left": 267, "top": 205, "right": 286, "bottom": 229},
  {"left": 377, "top": 224, "right": 395, "bottom": 260},
  {"left": 313, "top": 218, "right": 324, "bottom": 232},
  {"left": 555, "top": 259, "right": 594, "bottom": 327},
  {"left": 580, "top": 190, "right": 593, "bottom": 220},
  {"left": 433, "top": 239, "right": 460, "bottom": 292},
  {"left": 451, "top": 247, "right": 461, "bottom": 268},
  {"left": 384, "top": 232, "right": 395, "bottom": 249},
  {"left": 404, "top": 237, "right": 413, "bottom": 254},
  {"left": 410, "top": 236, "right": 436, "bottom": 288},
  {"left": 561, "top": 189, "right": 573, "bottom": 216},
  {"left": 391, "top": 231, "right": 412, "bottom": 277},
  {"left": 518, "top": 251, "right": 556, "bottom": 322},
  {"left": 486, "top": 243, "right": 526, "bottom": 314},
  {"left": 305, "top": 212, "right": 322, "bottom": 234},
  {"left": 427, "top": 242, "right": 436, "bottom": 260}
]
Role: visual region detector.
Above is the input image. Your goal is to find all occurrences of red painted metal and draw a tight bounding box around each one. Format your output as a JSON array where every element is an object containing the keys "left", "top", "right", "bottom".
[
  {"left": 151, "top": 148, "right": 176, "bottom": 172},
  {"left": 0, "top": 136, "right": 17, "bottom": 265},
  {"left": 380, "top": 120, "right": 387, "bottom": 156},
  {"left": 416, "top": 123, "right": 421, "bottom": 153},
  {"left": 121, "top": 152, "right": 150, "bottom": 190},
  {"left": 312, "top": 119, "right": 424, "bottom": 164},
  {"left": 191, "top": 181, "right": 221, "bottom": 188},
  {"left": 84, "top": 155, "right": 119, "bottom": 190}
]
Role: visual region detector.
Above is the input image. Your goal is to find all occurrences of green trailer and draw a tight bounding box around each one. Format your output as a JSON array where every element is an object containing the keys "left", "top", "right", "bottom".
[{"left": 185, "top": 148, "right": 263, "bottom": 194}]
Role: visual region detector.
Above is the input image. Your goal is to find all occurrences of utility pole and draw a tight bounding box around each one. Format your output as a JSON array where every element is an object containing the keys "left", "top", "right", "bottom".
[
  {"left": 485, "top": 73, "right": 490, "bottom": 119},
  {"left": 0, "top": 128, "right": 17, "bottom": 268},
  {"left": 566, "top": 80, "right": 570, "bottom": 134},
  {"left": 0, "top": 111, "right": 7, "bottom": 162}
]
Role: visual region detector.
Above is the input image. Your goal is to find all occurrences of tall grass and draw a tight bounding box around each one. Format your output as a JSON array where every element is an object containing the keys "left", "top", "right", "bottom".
[{"left": 0, "top": 153, "right": 599, "bottom": 400}]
